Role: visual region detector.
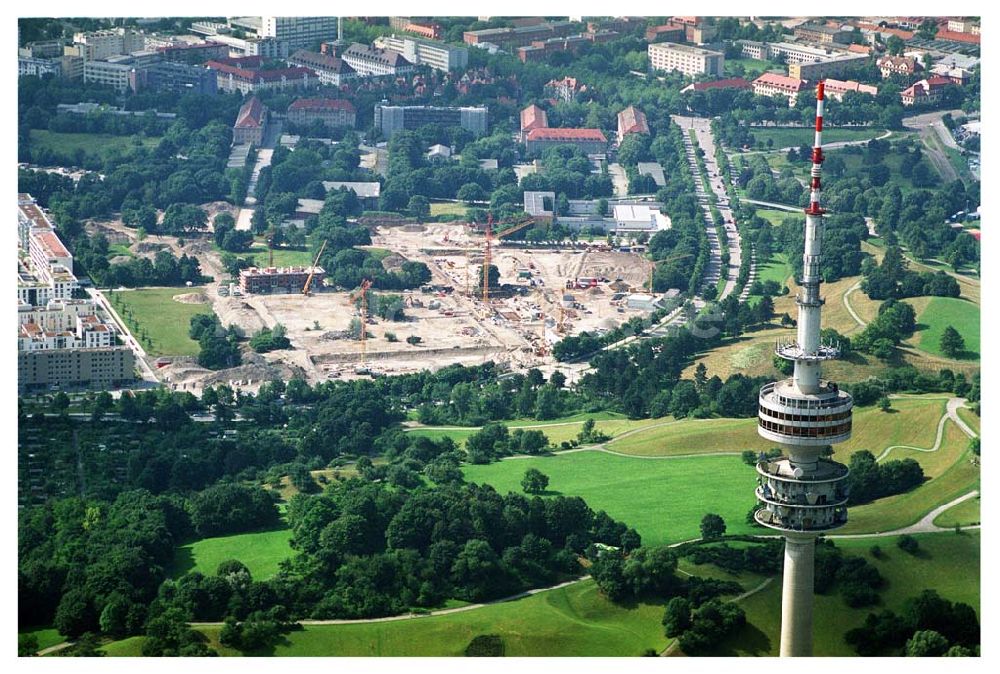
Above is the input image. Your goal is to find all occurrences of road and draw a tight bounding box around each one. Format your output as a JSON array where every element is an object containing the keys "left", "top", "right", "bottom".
[
  {"left": 607, "top": 162, "right": 629, "bottom": 197},
  {"left": 674, "top": 115, "right": 744, "bottom": 301},
  {"left": 904, "top": 109, "right": 966, "bottom": 183}
]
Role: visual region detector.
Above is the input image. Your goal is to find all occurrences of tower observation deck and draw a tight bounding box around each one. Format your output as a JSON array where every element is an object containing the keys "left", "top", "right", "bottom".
[{"left": 754, "top": 80, "right": 853, "bottom": 657}]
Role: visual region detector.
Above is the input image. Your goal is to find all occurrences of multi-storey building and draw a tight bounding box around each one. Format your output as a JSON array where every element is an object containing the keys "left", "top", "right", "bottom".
[
  {"left": 645, "top": 23, "right": 687, "bottom": 43},
  {"left": 18, "top": 56, "right": 61, "bottom": 77},
  {"left": 822, "top": 78, "right": 878, "bottom": 101},
  {"left": 287, "top": 98, "right": 356, "bottom": 130},
  {"left": 19, "top": 346, "right": 135, "bottom": 392},
  {"left": 239, "top": 266, "right": 325, "bottom": 294},
  {"left": 794, "top": 22, "right": 853, "bottom": 44},
  {"left": 19, "top": 39, "right": 65, "bottom": 59},
  {"left": 137, "top": 61, "right": 217, "bottom": 95},
  {"left": 375, "top": 104, "right": 488, "bottom": 138},
  {"left": 286, "top": 50, "right": 357, "bottom": 87},
  {"left": 373, "top": 34, "right": 469, "bottom": 72},
  {"left": 73, "top": 28, "right": 145, "bottom": 61},
  {"left": 742, "top": 40, "right": 829, "bottom": 65},
  {"left": 545, "top": 76, "right": 584, "bottom": 103},
  {"left": 789, "top": 53, "right": 870, "bottom": 81},
  {"left": 616, "top": 106, "right": 649, "bottom": 144},
  {"left": 524, "top": 128, "right": 608, "bottom": 156},
  {"left": 158, "top": 41, "right": 229, "bottom": 65},
  {"left": 206, "top": 57, "right": 318, "bottom": 94},
  {"left": 260, "top": 16, "right": 341, "bottom": 51},
  {"left": 462, "top": 21, "right": 577, "bottom": 50},
  {"left": 876, "top": 54, "right": 921, "bottom": 79},
  {"left": 900, "top": 76, "right": 953, "bottom": 106},
  {"left": 83, "top": 59, "right": 135, "bottom": 92},
  {"left": 520, "top": 104, "right": 549, "bottom": 141},
  {"left": 341, "top": 43, "right": 415, "bottom": 77},
  {"left": 753, "top": 72, "right": 806, "bottom": 105},
  {"left": 648, "top": 42, "right": 724, "bottom": 76},
  {"left": 233, "top": 96, "right": 269, "bottom": 145}
]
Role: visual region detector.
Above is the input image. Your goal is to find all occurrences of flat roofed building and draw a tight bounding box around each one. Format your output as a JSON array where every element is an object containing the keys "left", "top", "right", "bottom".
[
  {"left": 287, "top": 97, "right": 356, "bottom": 129},
  {"left": 239, "top": 266, "right": 325, "bottom": 295},
  {"left": 73, "top": 27, "right": 145, "bottom": 61},
  {"left": 648, "top": 42, "right": 724, "bottom": 76},
  {"left": 83, "top": 60, "right": 134, "bottom": 92},
  {"left": 287, "top": 50, "right": 357, "bottom": 86},
  {"left": 139, "top": 60, "right": 217, "bottom": 95},
  {"left": 823, "top": 78, "right": 878, "bottom": 101},
  {"left": 373, "top": 34, "right": 469, "bottom": 72},
  {"left": 19, "top": 347, "right": 135, "bottom": 392},
  {"left": 617, "top": 106, "right": 649, "bottom": 143},
  {"left": 794, "top": 22, "right": 852, "bottom": 44},
  {"left": 524, "top": 191, "right": 556, "bottom": 217},
  {"left": 233, "top": 96, "right": 268, "bottom": 145},
  {"left": 375, "top": 104, "right": 488, "bottom": 138},
  {"left": 463, "top": 21, "right": 576, "bottom": 50},
  {"left": 524, "top": 127, "right": 607, "bottom": 156},
  {"left": 789, "top": 53, "right": 870, "bottom": 81},
  {"left": 260, "top": 16, "right": 340, "bottom": 50},
  {"left": 613, "top": 204, "right": 671, "bottom": 232},
  {"left": 341, "top": 43, "right": 415, "bottom": 77},
  {"left": 753, "top": 72, "right": 806, "bottom": 105}
]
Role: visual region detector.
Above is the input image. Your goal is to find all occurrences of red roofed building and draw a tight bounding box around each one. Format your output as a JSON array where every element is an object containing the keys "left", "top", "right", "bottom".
[
  {"left": 753, "top": 72, "right": 806, "bottom": 105},
  {"left": 233, "top": 96, "right": 269, "bottom": 144},
  {"left": 287, "top": 50, "right": 357, "bottom": 87},
  {"left": 645, "top": 23, "right": 686, "bottom": 43},
  {"left": 207, "top": 59, "right": 318, "bottom": 94},
  {"left": 617, "top": 106, "right": 649, "bottom": 143},
  {"left": 877, "top": 55, "right": 922, "bottom": 79},
  {"left": 405, "top": 22, "right": 442, "bottom": 40},
  {"left": 846, "top": 44, "right": 873, "bottom": 55},
  {"left": 680, "top": 77, "right": 752, "bottom": 93},
  {"left": 934, "top": 28, "right": 980, "bottom": 45},
  {"left": 823, "top": 79, "right": 878, "bottom": 101},
  {"left": 287, "top": 98, "right": 356, "bottom": 130},
  {"left": 900, "top": 76, "right": 953, "bottom": 106},
  {"left": 520, "top": 104, "right": 548, "bottom": 141},
  {"left": 525, "top": 128, "right": 608, "bottom": 156}
]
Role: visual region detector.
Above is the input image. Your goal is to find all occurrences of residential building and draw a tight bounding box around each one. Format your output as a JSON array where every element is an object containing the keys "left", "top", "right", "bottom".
[
  {"left": 19, "top": 300, "right": 116, "bottom": 349},
  {"left": 239, "top": 266, "right": 325, "bottom": 294},
  {"left": 517, "top": 35, "right": 593, "bottom": 63},
  {"left": 322, "top": 182, "right": 381, "bottom": 210},
  {"left": 58, "top": 55, "right": 85, "bottom": 80},
  {"left": 287, "top": 98, "right": 356, "bottom": 130},
  {"left": 19, "top": 346, "right": 135, "bottom": 392},
  {"left": 73, "top": 28, "right": 144, "bottom": 60},
  {"left": 648, "top": 42, "right": 724, "bottom": 76},
  {"left": 19, "top": 39, "right": 65, "bottom": 59},
  {"left": 680, "top": 77, "right": 752, "bottom": 93},
  {"left": 341, "top": 43, "right": 415, "bottom": 77},
  {"left": 822, "top": 79, "right": 878, "bottom": 101},
  {"left": 207, "top": 57, "right": 318, "bottom": 94},
  {"left": 138, "top": 61, "right": 217, "bottom": 95},
  {"left": 233, "top": 96, "right": 269, "bottom": 145},
  {"left": 260, "top": 16, "right": 341, "bottom": 50},
  {"left": 545, "top": 76, "right": 584, "bottom": 103},
  {"left": 789, "top": 53, "right": 870, "bottom": 81},
  {"left": 375, "top": 104, "right": 488, "bottom": 138},
  {"left": 947, "top": 19, "right": 979, "bottom": 34},
  {"left": 617, "top": 106, "right": 649, "bottom": 143},
  {"left": 520, "top": 104, "right": 548, "bottom": 141},
  {"left": 645, "top": 23, "right": 686, "bottom": 43},
  {"left": 18, "top": 56, "right": 61, "bottom": 78},
  {"left": 524, "top": 128, "right": 608, "bottom": 156},
  {"left": 876, "top": 54, "right": 922, "bottom": 78},
  {"left": 83, "top": 60, "right": 135, "bottom": 92},
  {"left": 743, "top": 40, "right": 829, "bottom": 65},
  {"left": 900, "top": 76, "right": 953, "bottom": 106},
  {"left": 931, "top": 64, "right": 973, "bottom": 86},
  {"left": 794, "top": 23, "right": 853, "bottom": 44},
  {"left": 373, "top": 34, "right": 469, "bottom": 72},
  {"left": 753, "top": 72, "right": 806, "bottom": 105},
  {"left": 286, "top": 50, "right": 357, "bottom": 86},
  {"left": 158, "top": 41, "right": 229, "bottom": 65}
]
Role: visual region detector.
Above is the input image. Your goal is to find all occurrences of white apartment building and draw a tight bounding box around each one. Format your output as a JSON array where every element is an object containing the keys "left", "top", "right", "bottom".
[
  {"left": 753, "top": 72, "right": 806, "bottom": 106},
  {"left": 19, "top": 56, "right": 61, "bottom": 77},
  {"left": 373, "top": 34, "right": 469, "bottom": 72},
  {"left": 18, "top": 299, "right": 116, "bottom": 349},
  {"left": 73, "top": 28, "right": 144, "bottom": 61},
  {"left": 83, "top": 60, "right": 134, "bottom": 92},
  {"left": 341, "top": 43, "right": 415, "bottom": 77},
  {"left": 648, "top": 42, "right": 724, "bottom": 77}
]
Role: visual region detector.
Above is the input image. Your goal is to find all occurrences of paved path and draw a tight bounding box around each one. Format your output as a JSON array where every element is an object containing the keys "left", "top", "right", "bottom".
[
  {"left": 742, "top": 198, "right": 800, "bottom": 212},
  {"left": 831, "top": 491, "right": 980, "bottom": 539},
  {"left": 87, "top": 288, "right": 158, "bottom": 384},
  {"left": 36, "top": 641, "right": 74, "bottom": 656},
  {"left": 842, "top": 279, "right": 866, "bottom": 327}
]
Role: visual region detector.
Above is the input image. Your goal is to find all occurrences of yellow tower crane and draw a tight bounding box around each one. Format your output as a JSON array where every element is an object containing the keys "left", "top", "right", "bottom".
[{"left": 301, "top": 240, "right": 328, "bottom": 296}]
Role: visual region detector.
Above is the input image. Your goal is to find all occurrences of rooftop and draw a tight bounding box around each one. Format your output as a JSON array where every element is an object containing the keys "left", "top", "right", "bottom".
[
  {"left": 520, "top": 104, "right": 548, "bottom": 132},
  {"left": 754, "top": 72, "right": 806, "bottom": 91},
  {"left": 288, "top": 98, "right": 356, "bottom": 113},
  {"left": 234, "top": 96, "right": 266, "bottom": 128},
  {"left": 525, "top": 127, "right": 607, "bottom": 142}
]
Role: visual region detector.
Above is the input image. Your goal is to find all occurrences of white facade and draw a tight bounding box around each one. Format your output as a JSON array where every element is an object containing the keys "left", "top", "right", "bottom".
[
  {"left": 73, "top": 28, "right": 144, "bottom": 61},
  {"left": 261, "top": 16, "right": 340, "bottom": 50},
  {"left": 648, "top": 42, "right": 724, "bottom": 76},
  {"left": 374, "top": 34, "right": 469, "bottom": 72}
]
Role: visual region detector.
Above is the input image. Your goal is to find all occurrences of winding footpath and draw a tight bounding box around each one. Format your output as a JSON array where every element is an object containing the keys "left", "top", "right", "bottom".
[{"left": 842, "top": 280, "right": 866, "bottom": 327}]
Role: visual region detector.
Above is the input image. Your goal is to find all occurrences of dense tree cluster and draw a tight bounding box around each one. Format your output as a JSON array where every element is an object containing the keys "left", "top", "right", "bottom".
[
  {"left": 190, "top": 483, "right": 280, "bottom": 538},
  {"left": 845, "top": 590, "right": 980, "bottom": 656},
  {"left": 845, "top": 451, "right": 925, "bottom": 506},
  {"left": 862, "top": 246, "right": 961, "bottom": 300},
  {"left": 189, "top": 314, "right": 242, "bottom": 370},
  {"left": 249, "top": 324, "right": 291, "bottom": 353},
  {"left": 74, "top": 236, "right": 205, "bottom": 288},
  {"left": 464, "top": 423, "right": 550, "bottom": 464}
]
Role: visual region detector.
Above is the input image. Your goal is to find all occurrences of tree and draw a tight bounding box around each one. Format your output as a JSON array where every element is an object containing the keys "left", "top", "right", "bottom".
[
  {"left": 408, "top": 195, "right": 430, "bottom": 222},
  {"left": 906, "top": 629, "right": 950, "bottom": 657},
  {"left": 52, "top": 391, "right": 70, "bottom": 415},
  {"left": 700, "top": 513, "right": 726, "bottom": 539},
  {"left": 897, "top": 534, "right": 920, "bottom": 555},
  {"left": 91, "top": 390, "right": 114, "bottom": 422},
  {"left": 878, "top": 396, "right": 892, "bottom": 412},
  {"left": 939, "top": 326, "right": 965, "bottom": 358},
  {"left": 662, "top": 596, "right": 692, "bottom": 637},
  {"left": 521, "top": 468, "right": 550, "bottom": 495},
  {"left": 18, "top": 633, "right": 39, "bottom": 657}
]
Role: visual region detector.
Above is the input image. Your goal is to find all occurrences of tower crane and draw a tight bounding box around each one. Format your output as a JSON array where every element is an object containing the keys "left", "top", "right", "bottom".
[
  {"left": 482, "top": 213, "right": 493, "bottom": 305},
  {"left": 301, "top": 240, "right": 328, "bottom": 295},
  {"left": 350, "top": 279, "right": 373, "bottom": 371}
]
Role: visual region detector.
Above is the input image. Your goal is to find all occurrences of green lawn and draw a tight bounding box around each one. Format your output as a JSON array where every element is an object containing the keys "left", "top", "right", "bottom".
[
  {"left": 170, "top": 526, "right": 293, "bottom": 581},
  {"left": 109, "top": 286, "right": 214, "bottom": 357},
  {"left": 728, "top": 531, "right": 980, "bottom": 656},
  {"left": 723, "top": 57, "right": 780, "bottom": 78},
  {"left": 29, "top": 129, "right": 159, "bottom": 162},
  {"left": 933, "top": 494, "right": 980, "bottom": 527},
  {"left": 19, "top": 626, "right": 64, "bottom": 652},
  {"left": 430, "top": 201, "right": 469, "bottom": 217},
  {"left": 464, "top": 451, "right": 758, "bottom": 546},
  {"left": 955, "top": 406, "right": 979, "bottom": 435},
  {"left": 751, "top": 127, "right": 886, "bottom": 150},
  {"left": 107, "top": 242, "right": 134, "bottom": 260},
  {"left": 755, "top": 252, "right": 792, "bottom": 286},
  {"left": 911, "top": 296, "right": 980, "bottom": 359},
  {"left": 245, "top": 242, "right": 316, "bottom": 268},
  {"left": 753, "top": 209, "right": 798, "bottom": 227}
]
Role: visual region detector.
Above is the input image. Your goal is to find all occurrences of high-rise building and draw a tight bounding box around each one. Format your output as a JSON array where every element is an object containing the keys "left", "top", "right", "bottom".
[
  {"left": 260, "top": 16, "right": 340, "bottom": 50},
  {"left": 374, "top": 104, "right": 488, "bottom": 138},
  {"left": 754, "top": 81, "right": 853, "bottom": 657},
  {"left": 373, "top": 34, "right": 469, "bottom": 72}
]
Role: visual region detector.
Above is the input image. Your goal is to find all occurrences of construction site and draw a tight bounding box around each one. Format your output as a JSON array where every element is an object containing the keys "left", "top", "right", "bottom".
[{"left": 163, "top": 218, "right": 669, "bottom": 389}]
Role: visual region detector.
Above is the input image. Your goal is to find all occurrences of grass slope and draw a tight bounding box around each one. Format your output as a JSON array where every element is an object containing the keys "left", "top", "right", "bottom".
[
  {"left": 19, "top": 626, "right": 63, "bottom": 652},
  {"left": 909, "top": 296, "right": 980, "bottom": 360},
  {"left": 29, "top": 129, "right": 160, "bottom": 161},
  {"left": 751, "top": 127, "right": 886, "bottom": 149},
  {"left": 110, "top": 286, "right": 214, "bottom": 357},
  {"left": 933, "top": 494, "right": 980, "bottom": 527},
  {"left": 464, "top": 451, "right": 757, "bottom": 546},
  {"left": 170, "top": 526, "right": 293, "bottom": 581}
]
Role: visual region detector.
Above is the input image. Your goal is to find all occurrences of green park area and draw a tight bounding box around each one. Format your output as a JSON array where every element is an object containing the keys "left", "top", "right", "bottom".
[
  {"left": 909, "top": 296, "right": 980, "bottom": 360},
  {"left": 29, "top": 129, "right": 159, "bottom": 162},
  {"left": 429, "top": 201, "right": 470, "bottom": 217},
  {"left": 750, "top": 127, "right": 886, "bottom": 150},
  {"left": 723, "top": 57, "right": 779, "bottom": 78},
  {"left": 727, "top": 531, "right": 980, "bottom": 656},
  {"left": 170, "top": 526, "right": 293, "bottom": 581},
  {"left": 109, "top": 286, "right": 214, "bottom": 357}
]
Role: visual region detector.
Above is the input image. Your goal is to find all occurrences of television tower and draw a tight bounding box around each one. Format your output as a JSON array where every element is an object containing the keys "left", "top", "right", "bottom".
[{"left": 754, "top": 80, "right": 853, "bottom": 657}]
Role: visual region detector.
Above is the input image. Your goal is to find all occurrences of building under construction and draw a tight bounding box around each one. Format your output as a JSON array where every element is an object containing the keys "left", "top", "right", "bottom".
[{"left": 239, "top": 266, "right": 325, "bottom": 295}]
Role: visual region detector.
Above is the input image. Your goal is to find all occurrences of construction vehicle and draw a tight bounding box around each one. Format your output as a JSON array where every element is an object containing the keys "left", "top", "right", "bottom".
[
  {"left": 350, "top": 278, "right": 373, "bottom": 372},
  {"left": 301, "top": 240, "right": 328, "bottom": 295}
]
